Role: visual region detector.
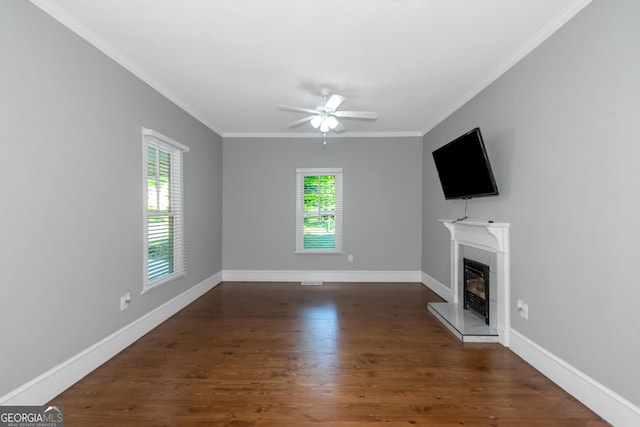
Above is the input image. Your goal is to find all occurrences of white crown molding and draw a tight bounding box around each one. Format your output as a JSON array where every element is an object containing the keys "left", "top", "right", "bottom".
[
  {"left": 28, "top": 0, "right": 420, "bottom": 141},
  {"left": 29, "top": 0, "right": 223, "bottom": 136},
  {"left": 421, "top": 0, "right": 593, "bottom": 134},
  {"left": 30, "top": 0, "right": 592, "bottom": 140},
  {"left": 222, "top": 270, "right": 422, "bottom": 283},
  {"left": 222, "top": 131, "right": 424, "bottom": 139},
  {"left": 510, "top": 329, "right": 640, "bottom": 427},
  {"left": 0, "top": 272, "right": 222, "bottom": 405}
]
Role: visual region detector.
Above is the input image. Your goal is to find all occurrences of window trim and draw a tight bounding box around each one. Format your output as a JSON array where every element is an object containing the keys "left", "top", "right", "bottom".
[
  {"left": 142, "top": 127, "right": 189, "bottom": 293},
  {"left": 295, "top": 167, "right": 343, "bottom": 254}
]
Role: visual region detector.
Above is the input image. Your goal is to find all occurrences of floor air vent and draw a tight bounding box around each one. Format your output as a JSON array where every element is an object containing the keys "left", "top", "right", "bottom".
[{"left": 301, "top": 281, "right": 323, "bottom": 286}]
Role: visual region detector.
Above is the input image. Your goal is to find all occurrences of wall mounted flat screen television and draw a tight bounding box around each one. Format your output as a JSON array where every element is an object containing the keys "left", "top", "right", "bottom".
[{"left": 432, "top": 127, "right": 499, "bottom": 200}]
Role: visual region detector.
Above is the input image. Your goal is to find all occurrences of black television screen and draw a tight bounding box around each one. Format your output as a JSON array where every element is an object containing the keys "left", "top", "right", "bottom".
[{"left": 432, "top": 128, "right": 499, "bottom": 200}]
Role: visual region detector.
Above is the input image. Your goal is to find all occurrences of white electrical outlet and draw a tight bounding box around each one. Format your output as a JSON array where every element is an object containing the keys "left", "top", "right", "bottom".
[
  {"left": 521, "top": 303, "right": 528, "bottom": 319},
  {"left": 347, "top": 254, "right": 353, "bottom": 263},
  {"left": 516, "top": 299, "right": 528, "bottom": 319},
  {"left": 120, "top": 292, "right": 131, "bottom": 311}
]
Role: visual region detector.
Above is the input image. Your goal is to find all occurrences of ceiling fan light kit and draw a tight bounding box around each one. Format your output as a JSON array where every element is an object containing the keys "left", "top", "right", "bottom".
[
  {"left": 313, "top": 115, "right": 339, "bottom": 133},
  {"left": 276, "top": 88, "right": 378, "bottom": 142}
]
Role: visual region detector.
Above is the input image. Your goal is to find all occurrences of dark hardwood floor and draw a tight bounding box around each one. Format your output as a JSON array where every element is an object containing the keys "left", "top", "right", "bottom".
[{"left": 50, "top": 282, "right": 607, "bottom": 426}]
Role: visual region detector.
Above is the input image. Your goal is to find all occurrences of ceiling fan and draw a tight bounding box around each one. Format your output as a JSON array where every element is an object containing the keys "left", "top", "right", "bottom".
[{"left": 277, "top": 88, "right": 378, "bottom": 134}]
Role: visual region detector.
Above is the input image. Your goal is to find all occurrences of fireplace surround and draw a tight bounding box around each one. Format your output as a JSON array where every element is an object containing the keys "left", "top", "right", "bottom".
[{"left": 428, "top": 220, "right": 510, "bottom": 345}]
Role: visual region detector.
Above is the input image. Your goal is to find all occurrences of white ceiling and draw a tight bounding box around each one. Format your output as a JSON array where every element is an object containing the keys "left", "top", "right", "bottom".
[{"left": 32, "top": 0, "right": 591, "bottom": 138}]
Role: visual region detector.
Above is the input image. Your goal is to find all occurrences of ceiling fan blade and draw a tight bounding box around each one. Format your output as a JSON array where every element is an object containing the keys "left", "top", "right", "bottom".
[
  {"left": 276, "top": 105, "right": 319, "bottom": 115},
  {"left": 324, "top": 94, "right": 345, "bottom": 111},
  {"left": 287, "top": 115, "right": 316, "bottom": 128},
  {"left": 334, "top": 111, "right": 378, "bottom": 119}
]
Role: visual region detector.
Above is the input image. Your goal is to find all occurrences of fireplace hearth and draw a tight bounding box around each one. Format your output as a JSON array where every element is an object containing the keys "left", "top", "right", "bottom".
[{"left": 463, "top": 258, "right": 490, "bottom": 325}]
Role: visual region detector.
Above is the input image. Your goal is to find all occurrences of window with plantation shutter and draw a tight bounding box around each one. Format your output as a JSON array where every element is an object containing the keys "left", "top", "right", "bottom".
[
  {"left": 296, "top": 168, "right": 343, "bottom": 253},
  {"left": 142, "top": 127, "right": 189, "bottom": 292}
]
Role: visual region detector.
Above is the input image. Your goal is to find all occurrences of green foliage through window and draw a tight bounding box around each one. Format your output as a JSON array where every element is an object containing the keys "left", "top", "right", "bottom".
[
  {"left": 147, "top": 145, "right": 175, "bottom": 281},
  {"left": 147, "top": 146, "right": 171, "bottom": 212},
  {"left": 303, "top": 175, "right": 335, "bottom": 249}
]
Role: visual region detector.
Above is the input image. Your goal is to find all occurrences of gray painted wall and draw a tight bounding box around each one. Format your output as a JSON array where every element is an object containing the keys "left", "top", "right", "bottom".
[
  {"left": 422, "top": 0, "right": 640, "bottom": 406},
  {"left": 0, "top": 1, "right": 222, "bottom": 397},
  {"left": 223, "top": 137, "right": 422, "bottom": 271}
]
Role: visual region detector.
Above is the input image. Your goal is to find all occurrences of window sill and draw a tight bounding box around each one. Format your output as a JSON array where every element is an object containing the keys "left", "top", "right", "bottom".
[
  {"left": 295, "top": 250, "right": 344, "bottom": 255},
  {"left": 142, "top": 271, "right": 186, "bottom": 294}
]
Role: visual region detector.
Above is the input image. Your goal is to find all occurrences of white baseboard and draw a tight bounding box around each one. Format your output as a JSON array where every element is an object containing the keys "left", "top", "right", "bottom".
[
  {"left": 420, "top": 271, "right": 452, "bottom": 301},
  {"left": 510, "top": 328, "right": 640, "bottom": 426},
  {"left": 8, "top": 272, "right": 635, "bottom": 426},
  {"left": 222, "top": 269, "right": 422, "bottom": 283},
  {"left": 0, "top": 271, "right": 223, "bottom": 406}
]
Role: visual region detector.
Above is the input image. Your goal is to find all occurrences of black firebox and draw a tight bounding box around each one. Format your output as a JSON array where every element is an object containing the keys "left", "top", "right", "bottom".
[{"left": 463, "top": 258, "right": 490, "bottom": 325}]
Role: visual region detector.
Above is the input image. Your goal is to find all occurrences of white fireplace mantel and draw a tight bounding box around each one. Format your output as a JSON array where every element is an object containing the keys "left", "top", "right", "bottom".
[
  {"left": 437, "top": 219, "right": 511, "bottom": 346},
  {"left": 440, "top": 220, "right": 510, "bottom": 254}
]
